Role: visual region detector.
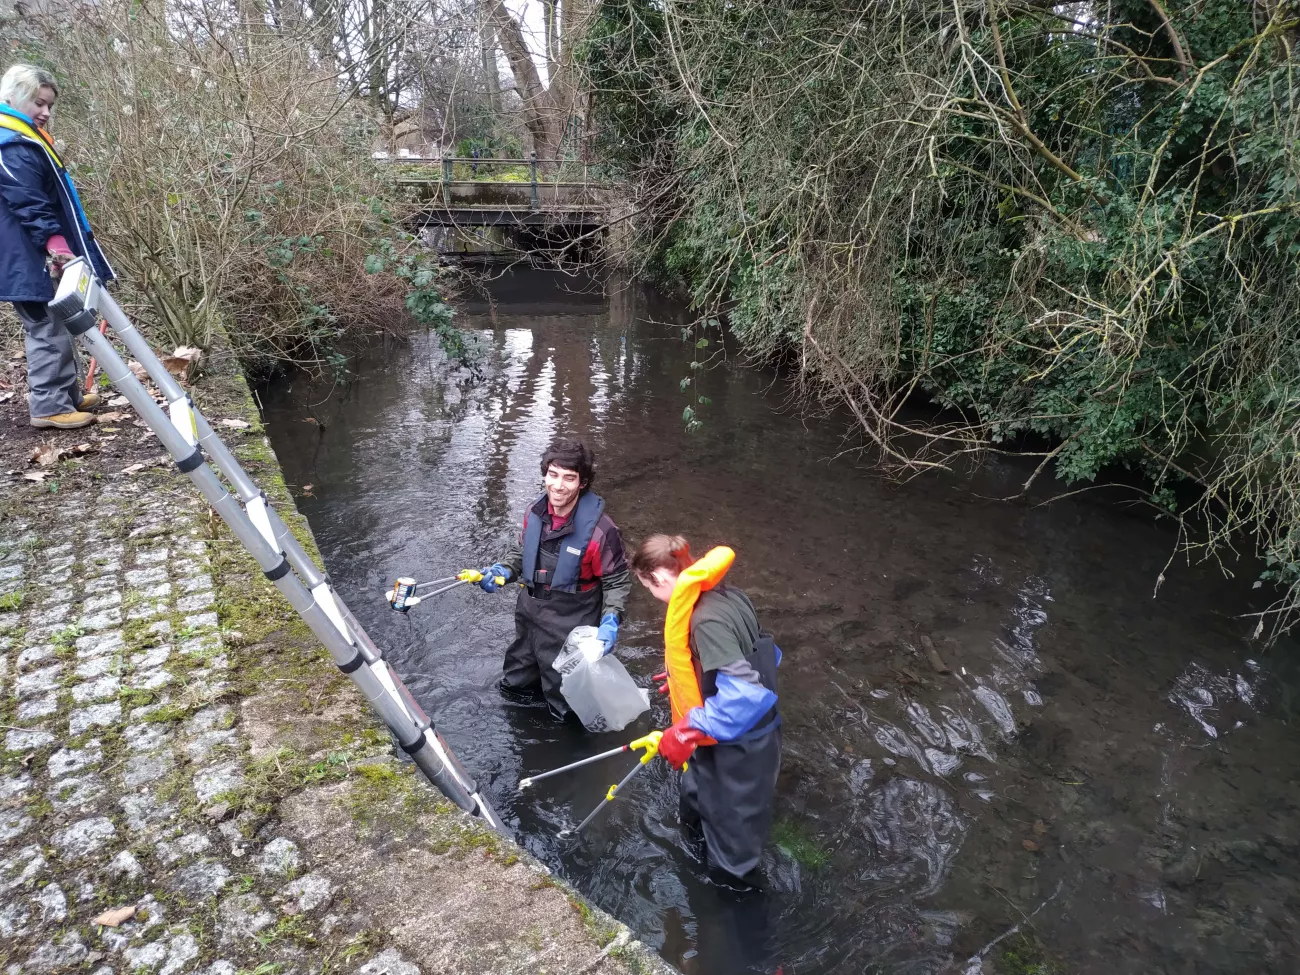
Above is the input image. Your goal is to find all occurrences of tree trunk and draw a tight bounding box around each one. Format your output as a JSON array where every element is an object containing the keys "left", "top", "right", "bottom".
[
  {"left": 486, "top": 0, "right": 590, "bottom": 167},
  {"left": 479, "top": 2, "right": 501, "bottom": 114}
]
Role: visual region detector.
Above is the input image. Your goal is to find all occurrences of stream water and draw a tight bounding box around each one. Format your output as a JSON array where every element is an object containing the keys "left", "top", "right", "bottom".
[{"left": 259, "top": 269, "right": 1300, "bottom": 974}]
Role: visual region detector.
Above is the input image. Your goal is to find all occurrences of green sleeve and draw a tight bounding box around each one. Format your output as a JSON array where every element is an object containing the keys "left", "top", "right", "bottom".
[
  {"left": 600, "top": 567, "right": 631, "bottom": 619},
  {"left": 496, "top": 534, "right": 524, "bottom": 581}
]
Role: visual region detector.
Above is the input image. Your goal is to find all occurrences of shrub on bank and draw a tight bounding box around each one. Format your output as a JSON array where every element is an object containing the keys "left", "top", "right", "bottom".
[
  {"left": 584, "top": 0, "right": 1300, "bottom": 634},
  {"left": 1, "top": 0, "right": 455, "bottom": 376}
]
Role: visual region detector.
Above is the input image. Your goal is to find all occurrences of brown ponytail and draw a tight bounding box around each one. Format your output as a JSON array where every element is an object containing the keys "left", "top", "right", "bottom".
[{"left": 630, "top": 534, "right": 693, "bottom": 578}]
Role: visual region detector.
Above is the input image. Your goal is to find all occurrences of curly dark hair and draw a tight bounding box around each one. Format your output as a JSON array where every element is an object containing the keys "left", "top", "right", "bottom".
[{"left": 540, "top": 438, "right": 595, "bottom": 490}]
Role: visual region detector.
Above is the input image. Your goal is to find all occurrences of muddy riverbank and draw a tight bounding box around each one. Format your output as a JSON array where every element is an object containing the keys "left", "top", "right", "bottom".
[{"left": 260, "top": 269, "right": 1300, "bottom": 975}]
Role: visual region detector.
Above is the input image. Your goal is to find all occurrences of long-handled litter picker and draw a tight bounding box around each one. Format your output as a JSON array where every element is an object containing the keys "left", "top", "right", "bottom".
[
  {"left": 387, "top": 569, "right": 507, "bottom": 612},
  {"left": 49, "top": 258, "right": 502, "bottom": 832},
  {"left": 519, "top": 732, "right": 673, "bottom": 838}
]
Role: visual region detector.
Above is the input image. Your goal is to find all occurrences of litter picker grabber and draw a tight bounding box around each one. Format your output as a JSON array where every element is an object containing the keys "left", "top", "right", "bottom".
[
  {"left": 518, "top": 732, "right": 670, "bottom": 838},
  {"left": 49, "top": 258, "right": 502, "bottom": 832},
  {"left": 387, "top": 568, "right": 507, "bottom": 612},
  {"left": 519, "top": 731, "right": 663, "bottom": 790}
]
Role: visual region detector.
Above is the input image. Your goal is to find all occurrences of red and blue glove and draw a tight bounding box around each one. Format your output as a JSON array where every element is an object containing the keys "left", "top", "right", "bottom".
[{"left": 658, "top": 717, "right": 707, "bottom": 771}]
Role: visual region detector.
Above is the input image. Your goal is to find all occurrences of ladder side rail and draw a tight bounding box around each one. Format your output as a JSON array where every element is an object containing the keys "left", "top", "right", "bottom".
[{"left": 96, "top": 296, "right": 328, "bottom": 590}]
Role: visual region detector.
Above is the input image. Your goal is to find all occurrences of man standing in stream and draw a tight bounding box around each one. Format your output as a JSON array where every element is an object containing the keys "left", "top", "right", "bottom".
[{"left": 466, "top": 438, "right": 631, "bottom": 722}]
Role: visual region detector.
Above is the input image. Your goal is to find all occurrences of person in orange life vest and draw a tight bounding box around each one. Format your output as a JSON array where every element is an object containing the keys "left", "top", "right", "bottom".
[
  {"left": 632, "top": 534, "right": 782, "bottom": 884},
  {"left": 468, "top": 439, "right": 631, "bottom": 721}
]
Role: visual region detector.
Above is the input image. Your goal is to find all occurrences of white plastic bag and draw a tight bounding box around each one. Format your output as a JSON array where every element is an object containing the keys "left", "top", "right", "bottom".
[{"left": 553, "top": 625, "right": 650, "bottom": 733}]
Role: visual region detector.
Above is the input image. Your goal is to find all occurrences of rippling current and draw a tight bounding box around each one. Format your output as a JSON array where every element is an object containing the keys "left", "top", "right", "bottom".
[{"left": 260, "top": 269, "right": 1300, "bottom": 974}]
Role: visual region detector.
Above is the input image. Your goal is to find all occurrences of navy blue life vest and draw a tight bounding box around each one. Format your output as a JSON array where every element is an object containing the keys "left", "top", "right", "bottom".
[
  {"left": 0, "top": 105, "right": 115, "bottom": 286},
  {"left": 520, "top": 491, "right": 604, "bottom": 593}
]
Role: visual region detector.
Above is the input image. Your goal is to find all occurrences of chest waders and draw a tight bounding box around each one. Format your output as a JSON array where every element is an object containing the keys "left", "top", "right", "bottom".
[
  {"left": 503, "top": 493, "right": 604, "bottom": 718},
  {"left": 48, "top": 260, "right": 501, "bottom": 831},
  {"left": 684, "top": 594, "right": 783, "bottom": 883}
]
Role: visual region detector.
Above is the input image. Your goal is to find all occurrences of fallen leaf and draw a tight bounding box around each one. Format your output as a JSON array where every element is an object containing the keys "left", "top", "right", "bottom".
[
  {"left": 21, "top": 471, "right": 51, "bottom": 482},
  {"left": 217, "top": 418, "right": 251, "bottom": 430},
  {"left": 1022, "top": 839, "right": 1039, "bottom": 852},
  {"left": 98, "top": 411, "right": 129, "bottom": 423},
  {"left": 30, "top": 444, "right": 63, "bottom": 467},
  {"left": 107, "top": 396, "right": 130, "bottom": 407},
  {"left": 127, "top": 361, "right": 148, "bottom": 382},
  {"left": 171, "top": 345, "right": 203, "bottom": 362},
  {"left": 301, "top": 417, "right": 318, "bottom": 424},
  {"left": 301, "top": 483, "right": 314, "bottom": 495},
  {"left": 161, "top": 357, "right": 192, "bottom": 379},
  {"left": 120, "top": 463, "right": 146, "bottom": 475},
  {"left": 69, "top": 443, "right": 96, "bottom": 456},
  {"left": 0, "top": 391, "right": 13, "bottom": 403},
  {"left": 139, "top": 431, "right": 157, "bottom": 442},
  {"left": 93, "top": 905, "right": 136, "bottom": 927},
  {"left": 1032, "top": 820, "right": 1047, "bottom": 836}
]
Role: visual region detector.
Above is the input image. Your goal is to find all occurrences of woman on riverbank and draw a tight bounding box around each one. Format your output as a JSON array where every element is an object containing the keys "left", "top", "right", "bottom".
[{"left": 631, "top": 535, "right": 782, "bottom": 885}]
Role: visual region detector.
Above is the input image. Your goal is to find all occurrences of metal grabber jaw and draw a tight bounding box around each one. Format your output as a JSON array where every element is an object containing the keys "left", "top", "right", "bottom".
[
  {"left": 385, "top": 569, "right": 507, "bottom": 612},
  {"left": 525, "top": 732, "right": 667, "bottom": 839}
]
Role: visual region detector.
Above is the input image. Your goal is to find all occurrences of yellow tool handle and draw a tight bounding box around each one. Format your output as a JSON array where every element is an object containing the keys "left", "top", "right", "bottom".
[
  {"left": 457, "top": 569, "right": 506, "bottom": 585},
  {"left": 605, "top": 783, "right": 618, "bottom": 801},
  {"left": 628, "top": 730, "right": 663, "bottom": 764}
]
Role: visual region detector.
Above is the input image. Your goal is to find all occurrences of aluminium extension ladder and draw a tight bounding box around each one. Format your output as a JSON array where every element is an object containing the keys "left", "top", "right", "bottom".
[{"left": 49, "top": 257, "right": 501, "bottom": 830}]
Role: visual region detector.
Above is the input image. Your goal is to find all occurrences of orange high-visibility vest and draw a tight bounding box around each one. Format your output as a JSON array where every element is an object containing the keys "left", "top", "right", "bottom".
[{"left": 663, "top": 546, "right": 735, "bottom": 745}]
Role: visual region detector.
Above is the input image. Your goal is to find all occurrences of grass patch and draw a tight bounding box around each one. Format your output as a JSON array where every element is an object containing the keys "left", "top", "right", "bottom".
[
  {"left": 568, "top": 894, "right": 620, "bottom": 948},
  {"left": 0, "top": 590, "right": 23, "bottom": 612},
  {"left": 143, "top": 702, "right": 195, "bottom": 725},
  {"left": 997, "top": 934, "right": 1066, "bottom": 975},
  {"left": 772, "top": 815, "right": 829, "bottom": 869},
  {"left": 230, "top": 746, "right": 355, "bottom": 816},
  {"left": 320, "top": 931, "right": 385, "bottom": 975}
]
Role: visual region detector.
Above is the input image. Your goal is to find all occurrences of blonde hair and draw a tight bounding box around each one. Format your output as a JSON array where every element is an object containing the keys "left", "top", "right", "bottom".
[
  {"left": 630, "top": 534, "right": 693, "bottom": 578},
  {"left": 0, "top": 64, "right": 59, "bottom": 109}
]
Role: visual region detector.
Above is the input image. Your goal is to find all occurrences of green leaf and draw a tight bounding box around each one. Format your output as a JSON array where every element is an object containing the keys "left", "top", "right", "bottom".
[{"left": 364, "top": 254, "right": 385, "bottom": 274}]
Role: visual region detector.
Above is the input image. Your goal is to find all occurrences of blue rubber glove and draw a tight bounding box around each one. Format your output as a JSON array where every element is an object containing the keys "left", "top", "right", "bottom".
[
  {"left": 596, "top": 612, "right": 620, "bottom": 655},
  {"left": 477, "top": 564, "right": 511, "bottom": 593}
]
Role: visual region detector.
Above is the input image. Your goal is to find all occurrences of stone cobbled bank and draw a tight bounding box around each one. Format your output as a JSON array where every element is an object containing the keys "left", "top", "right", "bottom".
[
  {"left": 0, "top": 404, "right": 669, "bottom": 975},
  {"left": 0, "top": 480, "right": 346, "bottom": 975}
]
